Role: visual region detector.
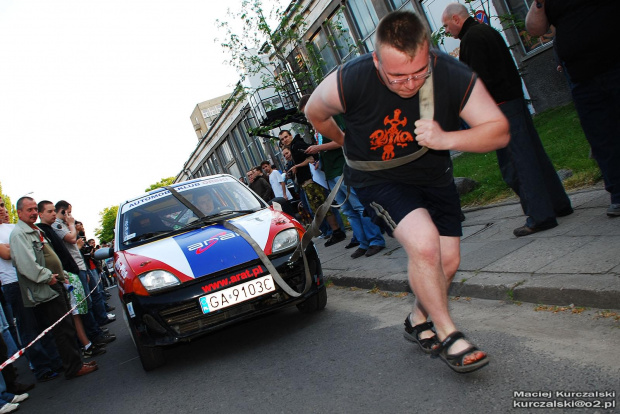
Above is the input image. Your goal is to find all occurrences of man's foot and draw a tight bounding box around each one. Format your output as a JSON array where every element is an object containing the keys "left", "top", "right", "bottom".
[
  {"left": 324, "top": 229, "right": 346, "bottom": 247},
  {"left": 607, "top": 204, "right": 620, "bottom": 217},
  {"left": 83, "top": 344, "right": 107, "bottom": 358},
  {"left": 431, "top": 331, "right": 489, "bottom": 373},
  {"left": 403, "top": 315, "right": 438, "bottom": 354},
  {"left": 556, "top": 206, "right": 574, "bottom": 217},
  {"left": 365, "top": 245, "right": 385, "bottom": 257},
  {"left": 93, "top": 333, "right": 116, "bottom": 346},
  {"left": 37, "top": 371, "right": 59, "bottom": 382},
  {"left": 345, "top": 240, "right": 360, "bottom": 249},
  {"left": 10, "top": 394, "right": 29, "bottom": 403},
  {"left": 350, "top": 248, "right": 367, "bottom": 259},
  {"left": 6, "top": 382, "right": 34, "bottom": 394},
  {"left": 67, "top": 363, "right": 98, "bottom": 379},
  {"left": 513, "top": 221, "right": 557, "bottom": 237},
  {"left": 0, "top": 402, "right": 19, "bottom": 413}
]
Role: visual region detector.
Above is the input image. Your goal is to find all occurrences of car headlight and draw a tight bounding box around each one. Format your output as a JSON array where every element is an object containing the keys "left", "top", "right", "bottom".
[
  {"left": 139, "top": 270, "right": 181, "bottom": 292},
  {"left": 271, "top": 228, "right": 299, "bottom": 253}
]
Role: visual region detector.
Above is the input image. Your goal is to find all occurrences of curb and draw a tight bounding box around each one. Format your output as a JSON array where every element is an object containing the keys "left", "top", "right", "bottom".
[{"left": 326, "top": 273, "right": 620, "bottom": 310}]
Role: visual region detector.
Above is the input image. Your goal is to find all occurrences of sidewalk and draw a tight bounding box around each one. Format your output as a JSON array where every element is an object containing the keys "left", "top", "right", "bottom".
[{"left": 315, "top": 183, "right": 620, "bottom": 310}]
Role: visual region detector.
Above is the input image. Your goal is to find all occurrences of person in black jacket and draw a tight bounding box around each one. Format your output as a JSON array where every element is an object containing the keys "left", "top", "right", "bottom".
[
  {"left": 442, "top": 2, "right": 573, "bottom": 237},
  {"left": 36, "top": 201, "right": 113, "bottom": 347}
]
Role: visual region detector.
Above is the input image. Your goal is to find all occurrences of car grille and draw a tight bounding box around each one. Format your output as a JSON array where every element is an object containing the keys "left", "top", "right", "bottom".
[{"left": 158, "top": 291, "right": 288, "bottom": 336}]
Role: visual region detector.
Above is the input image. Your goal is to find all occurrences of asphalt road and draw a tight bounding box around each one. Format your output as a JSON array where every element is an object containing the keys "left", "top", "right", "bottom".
[{"left": 16, "top": 286, "right": 620, "bottom": 413}]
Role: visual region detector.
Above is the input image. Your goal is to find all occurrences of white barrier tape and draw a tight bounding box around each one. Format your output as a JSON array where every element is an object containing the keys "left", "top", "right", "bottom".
[{"left": 0, "top": 275, "right": 103, "bottom": 371}]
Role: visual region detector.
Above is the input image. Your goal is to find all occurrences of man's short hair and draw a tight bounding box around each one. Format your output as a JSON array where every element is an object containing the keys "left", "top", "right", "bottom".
[
  {"left": 253, "top": 166, "right": 263, "bottom": 173},
  {"left": 55, "top": 200, "right": 70, "bottom": 212},
  {"left": 260, "top": 160, "right": 270, "bottom": 167},
  {"left": 444, "top": 3, "right": 469, "bottom": 19},
  {"left": 37, "top": 200, "right": 53, "bottom": 213},
  {"left": 297, "top": 94, "right": 311, "bottom": 112},
  {"left": 375, "top": 11, "right": 430, "bottom": 60},
  {"left": 279, "top": 129, "right": 291, "bottom": 138},
  {"left": 16, "top": 196, "right": 34, "bottom": 211},
  {"left": 75, "top": 221, "right": 82, "bottom": 226}
]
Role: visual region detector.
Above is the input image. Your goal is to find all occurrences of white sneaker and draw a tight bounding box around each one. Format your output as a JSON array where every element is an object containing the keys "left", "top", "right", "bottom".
[
  {"left": 10, "top": 393, "right": 28, "bottom": 403},
  {"left": 0, "top": 402, "right": 19, "bottom": 413},
  {"left": 107, "top": 313, "right": 116, "bottom": 319}
]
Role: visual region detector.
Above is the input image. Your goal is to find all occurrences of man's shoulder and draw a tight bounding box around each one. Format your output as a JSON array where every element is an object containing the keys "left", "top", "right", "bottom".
[
  {"left": 0, "top": 223, "right": 15, "bottom": 238},
  {"left": 9, "top": 221, "right": 30, "bottom": 239},
  {"left": 53, "top": 219, "right": 68, "bottom": 232}
]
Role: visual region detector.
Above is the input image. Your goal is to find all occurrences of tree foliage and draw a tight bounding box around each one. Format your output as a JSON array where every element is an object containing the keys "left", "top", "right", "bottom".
[
  {"left": 145, "top": 177, "right": 175, "bottom": 193},
  {"left": 95, "top": 205, "right": 118, "bottom": 244},
  {"left": 0, "top": 181, "right": 17, "bottom": 224},
  {"left": 215, "top": 0, "right": 314, "bottom": 136}
]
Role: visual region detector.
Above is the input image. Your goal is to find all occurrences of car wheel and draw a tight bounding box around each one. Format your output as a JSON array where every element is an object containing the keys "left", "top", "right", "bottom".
[
  {"left": 296, "top": 286, "right": 327, "bottom": 313},
  {"left": 126, "top": 309, "right": 166, "bottom": 371}
]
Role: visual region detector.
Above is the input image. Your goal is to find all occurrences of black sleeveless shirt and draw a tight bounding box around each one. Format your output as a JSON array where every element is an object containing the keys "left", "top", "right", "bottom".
[{"left": 337, "top": 50, "right": 476, "bottom": 188}]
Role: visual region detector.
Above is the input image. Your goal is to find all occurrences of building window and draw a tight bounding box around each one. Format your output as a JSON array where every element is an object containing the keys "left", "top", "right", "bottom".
[
  {"left": 389, "top": 0, "right": 414, "bottom": 12},
  {"left": 309, "top": 7, "right": 360, "bottom": 76},
  {"left": 503, "top": 0, "right": 553, "bottom": 53},
  {"left": 346, "top": 0, "right": 380, "bottom": 52}
]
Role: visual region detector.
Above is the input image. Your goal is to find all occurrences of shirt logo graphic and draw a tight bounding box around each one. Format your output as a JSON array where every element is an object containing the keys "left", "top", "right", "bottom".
[{"left": 370, "top": 109, "right": 414, "bottom": 160}]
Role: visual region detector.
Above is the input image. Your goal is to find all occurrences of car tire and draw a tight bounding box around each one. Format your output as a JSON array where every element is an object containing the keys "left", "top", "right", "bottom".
[
  {"left": 296, "top": 286, "right": 327, "bottom": 313},
  {"left": 126, "top": 309, "right": 166, "bottom": 371}
]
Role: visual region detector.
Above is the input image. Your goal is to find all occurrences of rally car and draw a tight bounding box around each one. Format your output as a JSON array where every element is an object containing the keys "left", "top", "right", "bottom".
[{"left": 95, "top": 175, "right": 326, "bottom": 370}]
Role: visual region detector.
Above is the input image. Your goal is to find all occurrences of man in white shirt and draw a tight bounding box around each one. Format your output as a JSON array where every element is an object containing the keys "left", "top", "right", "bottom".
[{"left": 260, "top": 161, "right": 292, "bottom": 200}]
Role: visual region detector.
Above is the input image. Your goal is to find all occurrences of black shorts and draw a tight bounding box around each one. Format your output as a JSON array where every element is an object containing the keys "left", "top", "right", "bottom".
[{"left": 354, "top": 181, "right": 462, "bottom": 237}]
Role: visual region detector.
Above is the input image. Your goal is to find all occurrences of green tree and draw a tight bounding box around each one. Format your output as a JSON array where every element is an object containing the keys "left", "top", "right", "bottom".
[
  {"left": 215, "top": 0, "right": 355, "bottom": 137},
  {"left": 95, "top": 205, "right": 118, "bottom": 244},
  {"left": 145, "top": 177, "right": 175, "bottom": 193},
  {"left": 0, "top": 181, "right": 17, "bottom": 224}
]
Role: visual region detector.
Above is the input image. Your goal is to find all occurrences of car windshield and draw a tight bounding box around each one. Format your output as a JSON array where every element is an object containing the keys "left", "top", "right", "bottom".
[{"left": 118, "top": 175, "right": 264, "bottom": 249}]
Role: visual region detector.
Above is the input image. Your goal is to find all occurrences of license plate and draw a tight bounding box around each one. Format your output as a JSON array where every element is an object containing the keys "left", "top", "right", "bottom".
[{"left": 199, "top": 275, "right": 275, "bottom": 314}]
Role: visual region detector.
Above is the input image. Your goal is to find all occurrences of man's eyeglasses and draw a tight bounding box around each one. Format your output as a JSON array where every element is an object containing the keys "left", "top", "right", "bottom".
[{"left": 380, "top": 58, "right": 432, "bottom": 85}]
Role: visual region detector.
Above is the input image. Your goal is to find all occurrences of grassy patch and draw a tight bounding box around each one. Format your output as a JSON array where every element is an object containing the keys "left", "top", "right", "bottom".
[
  {"left": 534, "top": 304, "right": 587, "bottom": 314},
  {"left": 594, "top": 310, "right": 620, "bottom": 321},
  {"left": 454, "top": 102, "right": 600, "bottom": 207}
]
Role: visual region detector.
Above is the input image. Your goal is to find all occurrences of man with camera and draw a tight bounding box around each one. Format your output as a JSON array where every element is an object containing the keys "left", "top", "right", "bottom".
[{"left": 53, "top": 201, "right": 116, "bottom": 331}]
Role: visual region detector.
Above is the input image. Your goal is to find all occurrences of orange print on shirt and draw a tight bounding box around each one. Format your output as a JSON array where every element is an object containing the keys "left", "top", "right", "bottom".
[{"left": 369, "top": 109, "right": 415, "bottom": 160}]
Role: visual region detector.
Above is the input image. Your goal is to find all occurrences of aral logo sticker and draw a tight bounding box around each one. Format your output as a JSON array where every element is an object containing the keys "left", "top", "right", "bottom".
[
  {"left": 175, "top": 224, "right": 258, "bottom": 278},
  {"left": 186, "top": 231, "right": 239, "bottom": 254}
]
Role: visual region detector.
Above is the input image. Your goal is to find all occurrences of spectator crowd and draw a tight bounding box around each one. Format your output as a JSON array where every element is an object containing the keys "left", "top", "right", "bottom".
[{"left": 0, "top": 197, "right": 117, "bottom": 413}]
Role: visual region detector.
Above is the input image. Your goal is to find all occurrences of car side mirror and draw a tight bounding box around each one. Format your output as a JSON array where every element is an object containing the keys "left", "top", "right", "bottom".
[{"left": 94, "top": 247, "right": 113, "bottom": 260}]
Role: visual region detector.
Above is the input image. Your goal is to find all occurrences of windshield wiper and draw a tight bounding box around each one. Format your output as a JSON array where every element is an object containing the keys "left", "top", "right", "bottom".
[
  {"left": 203, "top": 209, "right": 256, "bottom": 219},
  {"left": 178, "top": 209, "right": 258, "bottom": 230}
]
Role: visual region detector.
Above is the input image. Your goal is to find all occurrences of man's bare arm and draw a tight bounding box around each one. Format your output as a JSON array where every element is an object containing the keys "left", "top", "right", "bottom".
[
  {"left": 525, "top": 0, "right": 550, "bottom": 36},
  {"left": 0, "top": 244, "right": 10, "bottom": 260},
  {"left": 413, "top": 79, "right": 509, "bottom": 153},
  {"left": 280, "top": 182, "right": 288, "bottom": 200},
  {"left": 305, "top": 141, "right": 341, "bottom": 154},
  {"left": 305, "top": 71, "right": 346, "bottom": 146}
]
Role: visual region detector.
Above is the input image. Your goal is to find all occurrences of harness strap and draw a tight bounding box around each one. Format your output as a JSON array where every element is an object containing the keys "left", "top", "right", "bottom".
[
  {"left": 344, "top": 70, "right": 435, "bottom": 171},
  {"left": 222, "top": 220, "right": 313, "bottom": 298}
]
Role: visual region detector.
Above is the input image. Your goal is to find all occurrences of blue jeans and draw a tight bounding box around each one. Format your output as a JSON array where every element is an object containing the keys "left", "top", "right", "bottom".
[
  {"left": 327, "top": 176, "right": 385, "bottom": 249},
  {"left": 497, "top": 98, "right": 572, "bottom": 228},
  {"left": 571, "top": 63, "right": 620, "bottom": 204},
  {"left": 0, "top": 372, "right": 15, "bottom": 405},
  {"left": 2, "top": 283, "right": 63, "bottom": 380},
  {"left": 0, "top": 305, "right": 18, "bottom": 358},
  {"left": 75, "top": 271, "right": 106, "bottom": 338},
  {"left": 79, "top": 270, "right": 109, "bottom": 326}
]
